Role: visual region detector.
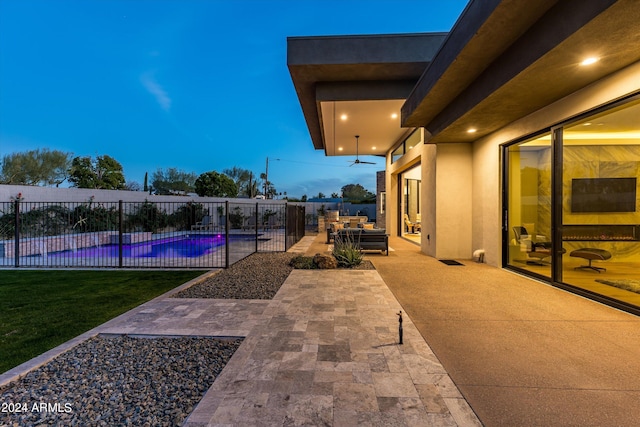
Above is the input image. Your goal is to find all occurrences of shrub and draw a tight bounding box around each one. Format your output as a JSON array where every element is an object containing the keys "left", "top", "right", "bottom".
[
  {"left": 289, "top": 255, "right": 317, "bottom": 269},
  {"left": 332, "top": 232, "right": 363, "bottom": 268}
]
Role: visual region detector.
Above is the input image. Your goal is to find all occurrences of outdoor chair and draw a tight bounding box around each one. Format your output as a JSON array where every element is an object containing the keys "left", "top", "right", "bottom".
[{"left": 191, "top": 215, "right": 212, "bottom": 231}]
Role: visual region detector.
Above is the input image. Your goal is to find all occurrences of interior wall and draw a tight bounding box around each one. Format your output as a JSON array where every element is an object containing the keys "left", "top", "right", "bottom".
[{"left": 435, "top": 143, "right": 473, "bottom": 259}]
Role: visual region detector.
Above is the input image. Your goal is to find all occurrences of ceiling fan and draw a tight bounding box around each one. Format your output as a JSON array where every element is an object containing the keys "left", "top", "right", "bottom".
[{"left": 349, "top": 135, "right": 376, "bottom": 166}]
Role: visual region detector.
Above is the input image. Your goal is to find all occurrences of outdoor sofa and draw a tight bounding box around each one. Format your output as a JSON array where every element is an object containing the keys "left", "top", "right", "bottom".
[{"left": 335, "top": 228, "right": 389, "bottom": 255}]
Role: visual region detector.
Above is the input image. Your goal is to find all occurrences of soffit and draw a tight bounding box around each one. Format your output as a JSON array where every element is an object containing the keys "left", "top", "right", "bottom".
[
  {"left": 402, "top": 0, "right": 640, "bottom": 143},
  {"left": 287, "top": 33, "right": 446, "bottom": 154}
]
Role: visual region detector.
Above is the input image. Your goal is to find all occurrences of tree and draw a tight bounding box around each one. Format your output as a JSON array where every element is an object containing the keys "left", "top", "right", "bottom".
[
  {"left": 259, "top": 172, "right": 277, "bottom": 199},
  {"left": 331, "top": 192, "right": 340, "bottom": 198},
  {"left": 0, "top": 148, "right": 71, "bottom": 186},
  {"left": 223, "top": 166, "right": 258, "bottom": 197},
  {"left": 125, "top": 181, "right": 142, "bottom": 191},
  {"left": 68, "top": 155, "right": 126, "bottom": 189},
  {"left": 151, "top": 168, "right": 197, "bottom": 195},
  {"left": 341, "top": 183, "right": 375, "bottom": 202},
  {"left": 143, "top": 172, "right": 149, "bottom": 192},
  {"left": 194, "top": 171, "right": 238, "bottom": 197},
  {"left": 317, "top": 192, "right": 326, "bottom": 199}
]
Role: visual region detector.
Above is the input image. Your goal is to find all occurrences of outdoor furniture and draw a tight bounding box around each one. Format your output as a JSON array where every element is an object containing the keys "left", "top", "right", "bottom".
[
  {"left": 570, "top": 248, "right": 612, "bottom": 272},
  {"left": 191, "top": 215, "right": 212, "bottom": 231},
  {"left": 326, "top": 222, "right": 345, "bottom": 243},
  {"left": 242, "top": 216, "right": 256, "bottom": 231},
  {"left": 335, "top": 228, "right": 389, "bottom": 255}
]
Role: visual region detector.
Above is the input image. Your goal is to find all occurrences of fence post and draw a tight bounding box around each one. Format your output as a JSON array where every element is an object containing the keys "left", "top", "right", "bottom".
[
  {"left": 255, "top": 202, "right": 259, "bottom": 253},
  {"left": 285, "top": 203, "right": 289, "bottom": 251},
  {"left": 118, "top": 200, "right": 123, "bottom": 268},
  {"left": 14, "top": 200, "right": 20, "bottom": 267},
  {"left": 225, "top": 201, "right": 229, "bottom": 268}
]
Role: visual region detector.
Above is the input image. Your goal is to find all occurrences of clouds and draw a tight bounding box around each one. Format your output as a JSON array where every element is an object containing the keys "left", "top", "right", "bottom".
[{"left": 140, "top": 72, "right": 171, "bottom": 112}]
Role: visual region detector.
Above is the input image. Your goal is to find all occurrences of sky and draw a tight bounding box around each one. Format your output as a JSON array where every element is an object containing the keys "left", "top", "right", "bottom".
[{"left": 0, "top": 0, "right": 468, "bottom": 199}]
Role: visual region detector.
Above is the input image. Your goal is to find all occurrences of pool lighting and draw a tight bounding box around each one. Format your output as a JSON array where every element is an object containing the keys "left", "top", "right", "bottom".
[{"left": 467, "top": 128, "right": 477, "bottom": 133}]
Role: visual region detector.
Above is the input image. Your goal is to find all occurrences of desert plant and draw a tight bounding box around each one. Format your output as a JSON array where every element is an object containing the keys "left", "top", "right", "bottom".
[
  {"left": 289, "top": 255, "right": 317, "bottom": 269},
  {"left": 332, "top": 231, "right": 363, "bottom": 268}
]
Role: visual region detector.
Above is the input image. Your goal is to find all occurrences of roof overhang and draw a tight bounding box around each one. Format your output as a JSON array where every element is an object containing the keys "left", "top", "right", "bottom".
[
  {"left": 287, "top": 33, "right": 447, "bottom": 156},
  {"left": 402, "top": 0, "right": 640, "bottom": 143}
]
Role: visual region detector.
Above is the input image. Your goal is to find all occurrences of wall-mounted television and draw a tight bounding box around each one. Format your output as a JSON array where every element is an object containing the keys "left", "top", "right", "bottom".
[{"left": 571, "top": 177, "right": 637, "bottom": 213}]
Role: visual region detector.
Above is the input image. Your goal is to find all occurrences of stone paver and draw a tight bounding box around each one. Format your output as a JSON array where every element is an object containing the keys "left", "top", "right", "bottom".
[
  {"left": 180, "top": 268, "right": 479, "bottom": 426},
  {"left": 0, "top": 236, "right": 481, "bottom": 426}
]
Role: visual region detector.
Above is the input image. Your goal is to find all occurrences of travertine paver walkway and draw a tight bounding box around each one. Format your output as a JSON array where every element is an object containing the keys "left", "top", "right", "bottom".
[
  {"left": 95, "top": 237, "right": 480, "bottom": 425},
  {"left": 0, "top": 236, "right": 481, "bottom": 426}
]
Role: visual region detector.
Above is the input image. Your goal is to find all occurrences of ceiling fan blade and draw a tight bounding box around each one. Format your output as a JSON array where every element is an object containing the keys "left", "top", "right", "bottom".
[{"left": 360, "top": 161, "right": 376, "bottom": 164}]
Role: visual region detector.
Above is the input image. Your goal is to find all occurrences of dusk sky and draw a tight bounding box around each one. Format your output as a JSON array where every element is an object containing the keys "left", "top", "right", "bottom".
[{"left": 0, "top": 0, "right": 468, "bottom": 198}]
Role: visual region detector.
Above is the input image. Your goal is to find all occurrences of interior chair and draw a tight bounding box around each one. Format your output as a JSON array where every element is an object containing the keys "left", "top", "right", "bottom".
[
  {"left": 404, "top": 214, "right": 421, "bottom": 233},
  {"left": 513, "top": 226, "right": 552, "bottom": 265}
]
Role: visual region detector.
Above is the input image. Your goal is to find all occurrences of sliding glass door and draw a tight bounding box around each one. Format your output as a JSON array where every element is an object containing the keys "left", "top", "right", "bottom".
[
  {"left": 504, "top": 133, "right": 552, "bottom": 279},
  {"left": 560, "top": 98, "right": 640, "bottom": 308},
  {"left": 504, "top": 95, "right": 640, "bottom": 312}
]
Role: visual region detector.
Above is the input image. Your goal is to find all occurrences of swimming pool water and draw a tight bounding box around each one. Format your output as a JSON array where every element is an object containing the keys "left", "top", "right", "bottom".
[{"left": 43, "top": 234, "right": 251, "bottom": 259}]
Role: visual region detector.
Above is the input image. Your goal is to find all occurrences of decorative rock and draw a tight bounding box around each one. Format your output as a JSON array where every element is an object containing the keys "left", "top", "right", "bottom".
[
  {"left": 313, "top": 253, "right": 338, "bottom": 269},
  {"left": 0, "top": 336, "right": 242, "bottom": 426}
]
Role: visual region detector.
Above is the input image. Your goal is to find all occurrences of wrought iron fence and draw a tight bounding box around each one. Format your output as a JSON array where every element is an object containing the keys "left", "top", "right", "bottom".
[{"left": 0, "top": 200, "right": 304, "bottom": 269}]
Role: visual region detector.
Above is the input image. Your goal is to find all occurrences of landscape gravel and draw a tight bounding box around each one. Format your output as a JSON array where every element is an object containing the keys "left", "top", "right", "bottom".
[
  {"left": 0, "top": 335, "right": 241, "bottom": 426},
  {"left": 174, "top": 252, "right": 296, "bottom": 299}
]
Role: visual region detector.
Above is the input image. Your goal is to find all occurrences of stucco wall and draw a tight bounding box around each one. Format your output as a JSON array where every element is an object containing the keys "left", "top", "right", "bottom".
[
  {"left": 435, "top": 143, "right": 473, "bottom": 259},
  {"left": 0, "top": 184, "right": 233, "bottom": 204}
]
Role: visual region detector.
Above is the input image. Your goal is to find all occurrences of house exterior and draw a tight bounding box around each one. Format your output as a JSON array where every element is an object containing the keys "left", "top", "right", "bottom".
[{"left": 288, "top": 0, "right": 640, "bottom": 315}]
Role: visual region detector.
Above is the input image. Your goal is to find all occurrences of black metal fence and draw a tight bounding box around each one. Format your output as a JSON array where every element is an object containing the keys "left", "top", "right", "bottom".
[{"left": 0, "top": 200, "right": 304, "bottom": 269}]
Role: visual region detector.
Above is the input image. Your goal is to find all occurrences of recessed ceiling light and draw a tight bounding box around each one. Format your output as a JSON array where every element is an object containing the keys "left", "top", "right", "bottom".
[
  {"left": 340, "top": 114, "right": 348, "bottom": 121},
  {"left": 338, "top": 147, "right": 343, "bottom": 151},
  {"left": 580, "top": 57, "right": 599, "bottom": 66},
  {"left": 372, "top": 146, "right": 377, "bottom": 150},
  {"left": 467, "top": 128, "right": 477, "bottom": 133},
  {"left": 391, "top": 113, "right": 398, "bottom": 119}
]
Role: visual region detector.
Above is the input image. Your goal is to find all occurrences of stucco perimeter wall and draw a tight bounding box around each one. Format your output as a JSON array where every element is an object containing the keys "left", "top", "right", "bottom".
[
  {"left": 0, "top": 184, "right": 233, "bottom": 205},
  {"left": 434, "top": 143, "right": 473, "bottom": 259},
  {"left": 472, "top": 59, "right": 640, "bottom": 267}
]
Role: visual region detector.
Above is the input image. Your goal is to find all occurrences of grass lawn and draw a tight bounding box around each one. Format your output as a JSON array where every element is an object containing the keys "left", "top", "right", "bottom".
[{"left": 0, "top": 269, "right": 207, "bottom": 374}]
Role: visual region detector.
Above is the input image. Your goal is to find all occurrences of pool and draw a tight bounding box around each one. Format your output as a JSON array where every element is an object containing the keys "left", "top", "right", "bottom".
[
  {"left": 43, "top": 234, "right": 247, "bottom": 259},
  {"left": 1, "top": 231, "right": 280, "bottom": 268}
]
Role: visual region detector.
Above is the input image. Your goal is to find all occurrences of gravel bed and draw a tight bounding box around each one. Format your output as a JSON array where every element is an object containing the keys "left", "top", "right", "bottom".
[
  {"left": 175, "top": 252, "right": 295, "bottom": 299},
  {"left": 175, "top": 252, "right": 375, "bottom": 300},
  {"left": 0, "top": 335, "right": 241, "bottom": 426}
]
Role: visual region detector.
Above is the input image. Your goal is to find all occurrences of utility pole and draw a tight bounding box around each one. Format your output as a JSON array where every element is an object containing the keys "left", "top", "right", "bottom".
[{"left": 264, "top": 157, "right": 280, "bottom": 199}]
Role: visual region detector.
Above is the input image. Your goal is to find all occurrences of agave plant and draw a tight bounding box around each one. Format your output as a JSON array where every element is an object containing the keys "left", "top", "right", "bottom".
[{"left": 332, "top": 230, "right": 363, "bottom": 268}]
